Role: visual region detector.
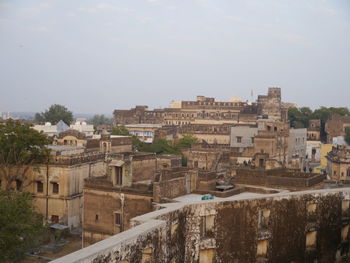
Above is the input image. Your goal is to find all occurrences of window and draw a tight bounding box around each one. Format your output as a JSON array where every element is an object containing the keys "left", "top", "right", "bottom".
[
  {"left": 251, "top": 137, "right": 254, "bottom": 143},
  {"left": 141, "top": 248, "right": 153, "bottom": 263},
  {"left": 52, "top": 182, "right": 59, "bottom": 194},
  {"left": 307, "top": 203, "right": 317, "bottom": 214},
  {"left": 16, "top": 179, "right": 22, "bottom": 191},
  {"left": 342, "top": 225, "right": 349, "bottom": 241},
  {"left": 342, "top": 200, "right": 350, "bottom": 212},
  {"left": 258, "top": 209, "right": 270, "bottom": 230},
  {"left": 306, "top": 231, "right": 317, "bottom": 248},
  {"left": 257, "top": 240, "right": 268, "bottom": 256},
  {"left": 51, "top": 215, "right": 59, "bottom": 223},
  {"left": 236, "top": 136, "right": 242, "bottom": 143},
  {"left": 200, "top": 215, "right": 215, "bottom": 238},
  {"left": 116, "top": 167, "right": 123, "bottom": 185},
  {"left": 115, "top": 213, "right": 121, "bottom": 225},
  {"left": 37, "top": 181, "right": 43, "bottom": 193},
  {"left": 95, "top": 214, "right": 99, "bottom": 221},
  {"left": 259, "top": 159, "right": 264, "bottom": 168},
  {"left": 199, "top": 249, "right": 215, "bottom": 263}
]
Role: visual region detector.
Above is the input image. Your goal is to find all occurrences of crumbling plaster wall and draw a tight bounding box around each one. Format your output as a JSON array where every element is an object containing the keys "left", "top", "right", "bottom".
[{"left": 52, "top": 189, "right": 350, "bottom": 263}]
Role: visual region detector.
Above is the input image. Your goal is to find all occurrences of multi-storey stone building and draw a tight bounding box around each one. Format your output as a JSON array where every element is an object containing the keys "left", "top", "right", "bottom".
[
  {"left": 83, "top": 153, "right": 199, "bottom": 246},
  {"left": 54, "top": 130, "right": 132, "bottom": 153},
  {"left": 325, "top": 115, "right": 350, "bottom": 143},
  {"left": 307, "top": 119, "right": 321, "bottom": 141},
  {"left": 0, "top": 149, "right": 107, "bottom": 228},
  {"left": 327, "top": 145, "right": 350, "bottom": 180},
  {"left": 0, "top": 131, "right": 134, "bottom": 228},
  {"left": 113, "top": 88, "right": 289, "bottom": 126}
]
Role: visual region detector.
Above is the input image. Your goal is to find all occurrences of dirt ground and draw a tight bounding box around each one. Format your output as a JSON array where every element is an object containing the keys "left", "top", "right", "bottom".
[{"left": 20, "top": 235, "right": 82, "bottom": 263}]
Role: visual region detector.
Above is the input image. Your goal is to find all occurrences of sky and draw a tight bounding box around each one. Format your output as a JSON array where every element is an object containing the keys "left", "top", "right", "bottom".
[{"left": 0, "top": 0, "right": 350, "bottom": 114}]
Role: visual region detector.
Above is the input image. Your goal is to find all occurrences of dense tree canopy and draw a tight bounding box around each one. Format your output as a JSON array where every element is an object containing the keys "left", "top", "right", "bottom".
[
  {"left": 139, "top": 138, "right": 180, "bottom": 155},
  {"left": 0, "top": 120, "right": 50, "bottom": 191},
  {"left": 138, "top": 134, "right": 199, "bottom": 154},
  {"left": 288, "top": 106, "right": 350, "bottom": 142},
  {"left": 88, "top": 114, "right": 112, "bottom": 128},
  {"left": 176, "top": 134, "right": 199, "bottom": 149},
  {"left": 35, "top": 104, "right": 73, "bottom": 125},
  {"left": 111, "top": 125, "right": 130, "bottom": 136},
  {"left": 345, "top": 127, "right": 350, "bottom": 146},
  {"left": 0, "top": 190, "right": 44, "bottom": 263}
]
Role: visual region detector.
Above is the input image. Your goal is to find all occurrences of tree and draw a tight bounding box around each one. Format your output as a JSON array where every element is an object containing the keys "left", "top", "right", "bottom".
[
  {"left": 111, "top": 125, "right": 130, "bottom": 136},
  {"left": 139, "top": 138, "right": 180, "bottom": 155},
  {"left": 345, "top": 127, "right": 350, "bottom": 146},
  {"left": 35, "top": 104, "right": 73, "bottom": 125},
  {"left": 88, "top": 114, "right": 112, "bottom": 128},
  {"left": 288, "top": 106, "right": 350, "bottom": 142},
  {"left": 0, "top": 190, "right": 44, "bottom": 262},
  {"left": 288, "top": 107, "right": 311, "bottom": 128},
  {"left": 176, "top": 134, "right": 198, "bottom": 149},
  {"left": 0, "top": 120, "right": 50, "bottom": 191}
]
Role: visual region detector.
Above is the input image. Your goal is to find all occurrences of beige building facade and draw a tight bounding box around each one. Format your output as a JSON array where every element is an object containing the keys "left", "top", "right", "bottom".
[{"left": 327, "top": 145, "right": 350, "bottom": 180}]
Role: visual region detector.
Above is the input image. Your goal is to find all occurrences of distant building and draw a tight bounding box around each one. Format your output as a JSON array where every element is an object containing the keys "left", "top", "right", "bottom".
[
  {"left": 325, "top": 115, "right": 350, "bottom": 143},
  {"left": 70, "top": 119, "right": 94, "bottom": 137},
  {"left": 333, "top": 136, "right": 348, "bottom": 146},
  {"left": 34, "top": 119, "right": 95, "bottom": 137},
  {"left": 230, "top": 125, "right": 258, "bottom": 148},
  {"left": 54, "top": 130, "right": 132, "bottom": 153},
  {"left": 306, "top": 141, "right": 322, "bottom": 163},
  {"left": 288, "top": 128, "right": 307, "bottom": 168},
  {"left": 114, "top": 88, "right": 290, "bottom": 126},
  {"left": 33, "top": 120, "right": 70, "bottom": 137},
  {"left": 124, "top": 124, "right": 162, "bottom": 143},
  {"left": 307, "top": 119, "right": 321, "bottom": 141}
]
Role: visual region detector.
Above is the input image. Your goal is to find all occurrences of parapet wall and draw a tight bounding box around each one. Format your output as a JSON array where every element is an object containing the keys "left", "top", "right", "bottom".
[
  {"left": 52, "top": 188, "right": 350, "bottom": 263},
  {"left": 235, "top": 168, "right": 325, "bottom": 189}
]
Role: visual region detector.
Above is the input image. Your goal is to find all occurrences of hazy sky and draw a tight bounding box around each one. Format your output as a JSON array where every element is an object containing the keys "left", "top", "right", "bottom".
[{"left": 1, "top": 0, "right": 349, "bottom": 114}]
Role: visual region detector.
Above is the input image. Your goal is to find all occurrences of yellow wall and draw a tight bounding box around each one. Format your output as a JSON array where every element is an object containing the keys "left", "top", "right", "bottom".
[{"left": 313, "top": 144, "right": 333, "bottom": 173}]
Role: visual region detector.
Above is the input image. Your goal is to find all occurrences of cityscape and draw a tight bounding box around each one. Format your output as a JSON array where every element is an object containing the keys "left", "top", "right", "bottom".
[{"left": 1, "top": 1, "right": 350, "bottom": 263}]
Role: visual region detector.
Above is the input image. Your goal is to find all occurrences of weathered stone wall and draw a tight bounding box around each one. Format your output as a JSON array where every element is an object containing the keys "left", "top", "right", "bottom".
[
  {"left": 257, "top": 87, "right": 283, "bottom": 120},
  {"left": 187, "top": 150, "right": 221, "bottom": 170},
  {"left": 156, "top": 155, "right": 181, "bottom": 170},
  {"left": 52, "top": 188, "right": 350, "bottom": 263},
  {"left": 83, "top": 187, "right": 153, "bottom": 247},
  {"left": 235, "top": 168, "right": 325, "bottom": 189},
  {"left": 131, "top": 154, "right": 157, "bottom": 182},
  {"left": 153, "top": 177, "right": 187, "bottom": 202}
]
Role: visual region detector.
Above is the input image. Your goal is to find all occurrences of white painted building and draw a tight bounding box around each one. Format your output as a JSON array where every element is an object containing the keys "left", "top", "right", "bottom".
[
  {"left": 306, "top": 140, "right": 322, "bottom": 163},
  {"left": 70, "top": 120, "right": 94, "bottom": 137}
]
